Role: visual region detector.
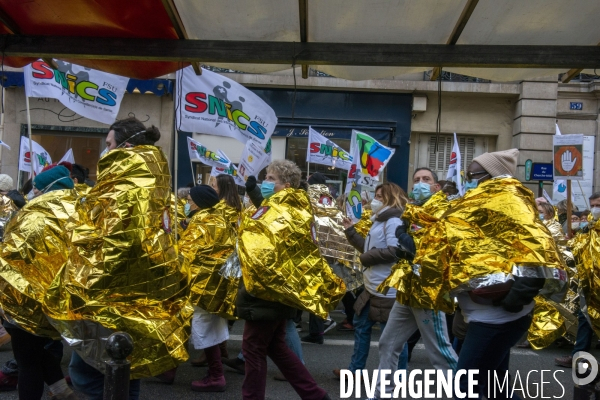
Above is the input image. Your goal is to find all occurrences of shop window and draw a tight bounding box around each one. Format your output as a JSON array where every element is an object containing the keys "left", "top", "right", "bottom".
[{"left": 28, "top": 131, "right": 105, "bottom": 183}]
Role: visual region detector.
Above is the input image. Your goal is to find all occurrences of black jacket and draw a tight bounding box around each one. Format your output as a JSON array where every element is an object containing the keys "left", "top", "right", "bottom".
[
  {"left": 235, "top": 280, "right": 297, "bottom": 321},
  {"left": 247, "top": 185, "right": 264, "bottom": 209},
  {"left": 494, "top": 277, "right": 546, "bottom": 313}
]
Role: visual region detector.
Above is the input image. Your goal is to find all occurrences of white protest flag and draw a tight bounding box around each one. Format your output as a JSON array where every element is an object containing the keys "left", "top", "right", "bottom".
[
  {"left": 187, "top": 137, "right": 229, "bottom": 168},
  {"left": 175, "top": 66, "right": 277, "bottom": 146},
  {"left": 210, "top": 163, "right": 245, "bottom": 186},
  {"left": 238, "top": 140, "right": 271, "bottom": 182},
  {"left": 24, "top": 60, "right": 129, "bottom": 124},
  {"left": 0, "top": 140, "right": 11, "bottom": 150},
  {"left": 19, "top": 136, "right": 52, "bottom": 173},
  {"left": 216, "top": 150, "right": 232, "bottom": 167},
  {"left": 306, "top": 127, "right": 353, "bottom": 170},
  {"left": 59, "top": 148, "right": 76, "bottom": 164},
  {"left": 446, "top": 133, "right": 464, "bottom": 195}
]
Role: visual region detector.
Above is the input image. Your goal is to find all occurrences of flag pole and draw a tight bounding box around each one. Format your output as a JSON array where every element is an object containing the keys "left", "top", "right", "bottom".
[
  {"left": 190, "top": 158, "right": 196, "bottom": 184},
  {"left": 25, "top": 95, "right": 34, "bottom": 178},
  {"left": 307, "top": 161, "right": 310, "bottom": 178}
]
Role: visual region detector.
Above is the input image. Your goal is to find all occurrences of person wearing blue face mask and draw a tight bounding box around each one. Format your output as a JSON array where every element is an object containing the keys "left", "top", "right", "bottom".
[{"left": 410, "top": 168, "right": 441, "bottom": 205}]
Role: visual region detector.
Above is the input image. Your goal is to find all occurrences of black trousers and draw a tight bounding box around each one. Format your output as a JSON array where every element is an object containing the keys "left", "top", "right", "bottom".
[{"left": 5, "top": 326, "right": 64, "bottom": 400}]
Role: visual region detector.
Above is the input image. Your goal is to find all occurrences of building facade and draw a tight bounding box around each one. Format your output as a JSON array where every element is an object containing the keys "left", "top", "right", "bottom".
[{"left": 1, "top": 69, "right": 598, "bottom": 205}]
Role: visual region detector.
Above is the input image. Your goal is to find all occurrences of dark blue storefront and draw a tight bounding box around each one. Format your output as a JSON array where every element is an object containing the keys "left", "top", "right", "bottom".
[{"left": 177, "top": 88, "right": 413, "bottom": 190}]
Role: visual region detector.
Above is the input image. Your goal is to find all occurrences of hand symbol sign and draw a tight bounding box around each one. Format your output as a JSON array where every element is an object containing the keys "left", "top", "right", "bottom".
[{"left": 561, "top": 150, "right": 577, "bottom": 172}]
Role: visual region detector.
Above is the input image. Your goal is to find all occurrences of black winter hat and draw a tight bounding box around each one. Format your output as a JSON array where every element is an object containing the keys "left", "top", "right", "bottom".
[
  {"left": 189, "top": 184, "right": 220, "bottom": 210},
  {"left": 308, "top": 172, "right": 328, "bottom": 185}
]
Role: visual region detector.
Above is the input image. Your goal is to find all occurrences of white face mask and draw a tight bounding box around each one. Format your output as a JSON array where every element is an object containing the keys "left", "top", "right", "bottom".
[
  {"left": 572, "top": 222, "right": 580, "bottom": 230},
  {"left": 591, "top": 207, "right": 600, "bottom": 220},
  {"left": 371, "top": 199, "right": 384, "bottom": 214},
  {"left": 100, "top": 147, "right": 109, "bottom": 158}
]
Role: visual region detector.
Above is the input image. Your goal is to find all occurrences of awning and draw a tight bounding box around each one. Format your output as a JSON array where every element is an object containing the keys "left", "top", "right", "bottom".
[{"left": 1, "top": 0, "right": 599, "bottom": 82}]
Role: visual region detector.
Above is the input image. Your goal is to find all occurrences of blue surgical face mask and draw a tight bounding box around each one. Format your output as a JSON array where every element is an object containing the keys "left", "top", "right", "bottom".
[
  {"left": 580, "top": 221, "right": 588, "bottom": 229},
  {"left": 464, "top": 180, "right": 478, "bottom": 191},
  {"left": 261, "top": 181, "right": 276, "bottom": 199},
  {"left": 184, "top": 203, "right": 191, "bottom": 217},
  {"left": 539, "top": 213, "right": 545, "bottom": 221},
  {"left": 411, "top": 182, "right": 432, "bottom": 201}
]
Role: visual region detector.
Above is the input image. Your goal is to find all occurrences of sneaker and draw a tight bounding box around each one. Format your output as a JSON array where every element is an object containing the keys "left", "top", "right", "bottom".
[
  {"left": 222, "top": 357, "right": 245, "bottom": 375},
  {"left": 0, "top": 371, "right": 17, "bottom": 392},
  {"left": 337, "top": 322, "right": 355, "bottom": 331},
  {"left": 323, "top": 320, "right": 337, "bottom": 334},
  {"left": 554, "top": 355, "right": 573, "bottom": 368},
  {"left": 301, "top": 334, "right": 324, "bottom": 345}
]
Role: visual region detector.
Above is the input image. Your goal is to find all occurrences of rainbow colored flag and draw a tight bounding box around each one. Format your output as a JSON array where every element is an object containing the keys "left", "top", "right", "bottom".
[{"left": 350, "top": 130, "right": 395, "bottom": 179}]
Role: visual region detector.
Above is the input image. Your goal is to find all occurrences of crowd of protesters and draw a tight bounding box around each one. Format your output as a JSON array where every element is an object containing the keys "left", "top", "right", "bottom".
[{"left": 0, "top": 117, "right": 594, "bottom": 400}]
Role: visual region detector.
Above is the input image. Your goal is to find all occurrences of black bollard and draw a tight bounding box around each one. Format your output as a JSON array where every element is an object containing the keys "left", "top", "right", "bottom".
[
  {"left": 103, "top": 332, "right": 134, "bottom": 400},
  {"left": 573, "top": 383, "right": 599, "bottom": 399}
]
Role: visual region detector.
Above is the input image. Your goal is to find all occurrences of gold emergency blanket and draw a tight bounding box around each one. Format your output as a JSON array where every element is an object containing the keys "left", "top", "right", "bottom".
[
  {"left": 309, "top": 185, "right": 363, "bottom": 291},
  {"left": 403, "top": 178, "right": 566, "bottom": 313},
  {"left": 354, "top": 209, "right": 373, "bottom": 239},
  {"left": 0, "top": 194, "right": 18, "bottom": 240},
  {"left": 74, "top": 183, "right": 91, "bottom": 197},
  {"left": 570, "top": 219, "right": 600, "bottom": 337},
  {"left": 44, "top": 146, "right": 192, "bottom": 379},
  {"left": 238, "top": 188, "right": 346, "bottom": 319},
  {"left": 527, "top": 295, "right": 578, "bottom": 349},
  {"left": 179, "top": 201, "right": 239, "bottom": 319},
  {"left": 378, "top": 191, "right": 453, "bottom": 310},
  {"left": 527, "top": 296, "right": 566, "bottom": 350},
  {"left": 526, "top": 219, "right": 579, "bottom": 348},
  {"left": 0, "top": 190, "right": 76, "bottom": 338}
]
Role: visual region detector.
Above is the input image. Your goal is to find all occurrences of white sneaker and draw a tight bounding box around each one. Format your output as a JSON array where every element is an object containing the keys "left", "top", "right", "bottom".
[{"left": 323, "top": 320, "right": 337, "bottom": 334}]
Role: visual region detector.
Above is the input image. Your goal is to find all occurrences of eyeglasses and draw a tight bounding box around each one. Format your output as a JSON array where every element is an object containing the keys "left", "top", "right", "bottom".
[{"left": 466, "top": 170, "right": 490, "bottom": 182}]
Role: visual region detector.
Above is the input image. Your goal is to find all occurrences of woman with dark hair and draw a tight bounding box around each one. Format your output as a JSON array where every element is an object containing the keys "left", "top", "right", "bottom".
[
  {"left": 105, "top": 117, "right": 161, "bottom": 149},
  {"left": 211, "top": 174, "right": 242, "bottom": 213},
  {"left": 45, "top": 117, "right": 190, "bottom": 400}
]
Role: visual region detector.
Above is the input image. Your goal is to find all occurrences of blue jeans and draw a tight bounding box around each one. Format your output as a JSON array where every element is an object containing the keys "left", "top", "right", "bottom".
[
  {"left": 348, "top": 300, "right": 408, "bottom": 372},
  {"left": 69, "top": 351, "right": 141, "bottom": 400},
  {"left": 456, "top": 314, "right": 532, "bottom": 399},
  {"left": 238, "top": 318, "right": 304, "bottom": 364},
  {"left": 572, "top": 310, "right": 593, "bottom": 355}
]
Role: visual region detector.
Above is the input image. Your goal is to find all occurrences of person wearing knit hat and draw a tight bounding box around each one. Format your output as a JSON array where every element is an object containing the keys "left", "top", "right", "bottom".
[
  {"left": 0, "top": 174, "right": 13, "bottom": 193},
  {"left": 32, "top": 165, "right": 74, "bottom": 196},
  {"left": 472, "top": 148, "right": 519, "bottom": 178},
  {"left": 307, "top": 172, "right": 328, "bottom": 186},
  {"left": 450, "top": 147, "right": 562, "bottom": 398},
  {"left": 189, "top": 185, "right": 220, "bottom": 211}
]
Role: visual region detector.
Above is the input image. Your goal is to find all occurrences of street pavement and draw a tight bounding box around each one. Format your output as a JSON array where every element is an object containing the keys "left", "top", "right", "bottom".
[{"left": 0, "top": 310, "right": 590, "bottom": 399}]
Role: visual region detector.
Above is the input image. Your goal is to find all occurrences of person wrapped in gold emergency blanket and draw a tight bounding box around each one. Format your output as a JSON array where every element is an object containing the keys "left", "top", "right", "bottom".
[
  {"left": 0, "top": 165, "right": 77, "bottom": 399},
  {"left": 179, "top": 184, "right": 239, "bottom": 392},
  {"left": 570, "top": 199, "right": 600, "bottom": 338},
  {"left": 378, "top": 189, "right": 454, "bottom": 310},
  {"left": 236, "top": 160, "right": 338, "bottom": 399},
  {"left": 526, "top": 202, "right": 579, "bottom": 349},
  {"left": 238, "top": 184, "right": 346, "bottom": 319},
  {"left": 43, "top": 119, "right": 192, "bottom": 398}
]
